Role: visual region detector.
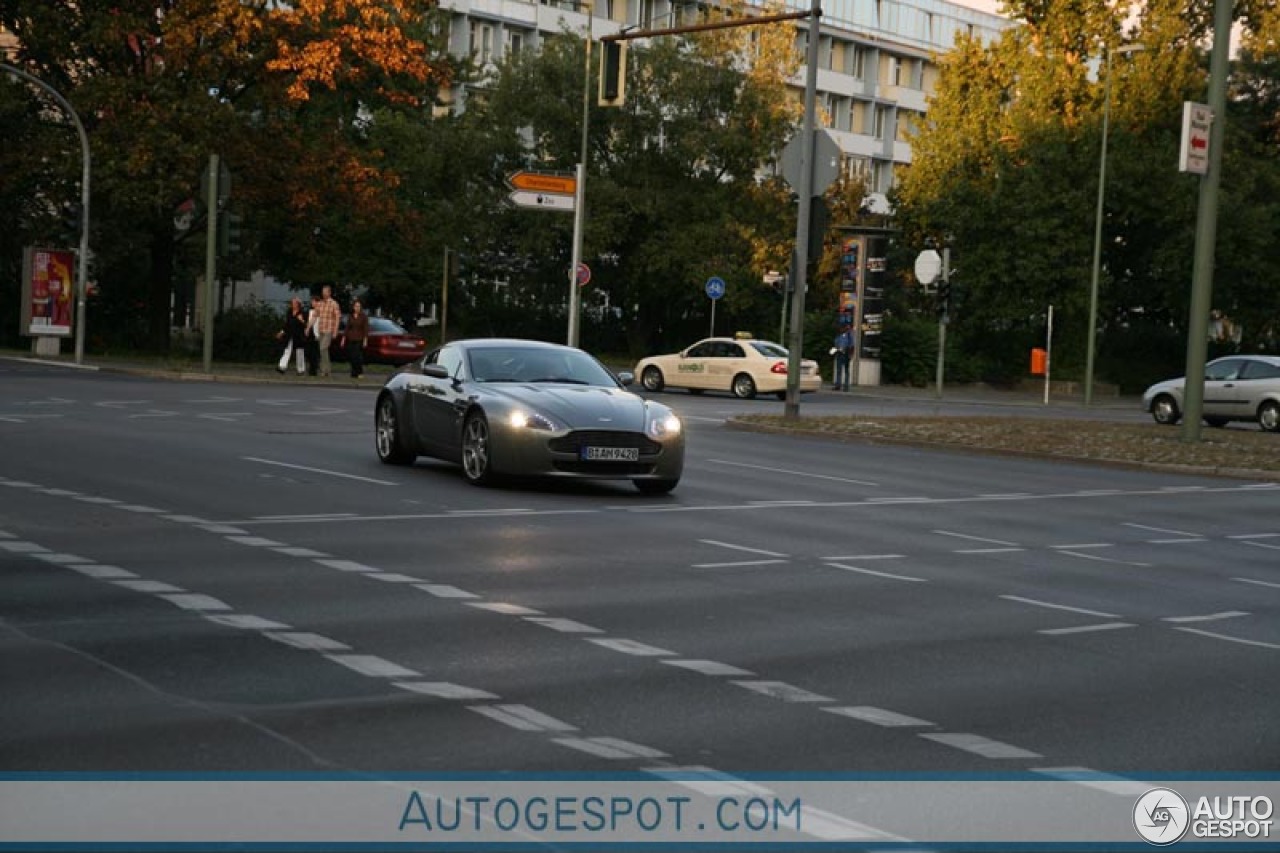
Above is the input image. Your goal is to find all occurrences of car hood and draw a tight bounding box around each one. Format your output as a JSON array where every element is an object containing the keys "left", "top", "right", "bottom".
[{"left": 484, "top": 384, "right": 654, "bottom": 430}]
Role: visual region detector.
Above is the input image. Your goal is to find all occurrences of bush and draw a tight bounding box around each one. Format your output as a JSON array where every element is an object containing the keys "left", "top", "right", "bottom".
[
  {"left": 880, "top": 315, "right": 936, "bottom": 386},
  {"left": 213, "top": 301, "right": 284, "bottom": 364}
]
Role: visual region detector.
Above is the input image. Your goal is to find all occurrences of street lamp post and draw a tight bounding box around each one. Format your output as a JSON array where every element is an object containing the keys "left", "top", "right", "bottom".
[
  {"left": 1084, "top": 43, "right": 1142, "bottom": 406},
  {"left": 566, "top": 1, "right": 593, "bottom": 349}
]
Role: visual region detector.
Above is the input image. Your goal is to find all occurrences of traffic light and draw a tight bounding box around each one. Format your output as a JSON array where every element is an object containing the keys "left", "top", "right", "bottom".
[
  {"left": 936, "top": 279, "right": 951, "bottom": 320},
  {"left": 219, "top": 211, "right": 243, "bottom": 256},
  {"left": 598, "top": 40, "right": 626, "bottom": 107}
]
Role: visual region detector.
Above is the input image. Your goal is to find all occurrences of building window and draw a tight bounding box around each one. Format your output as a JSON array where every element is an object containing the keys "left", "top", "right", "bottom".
[
  {"left": 470, "top": 22, "right": 494, "bottom": 65},
  {"left": 843, "top": 154, "right": 871, "bottom": 181},
  {"left": 889, "top": 56, "right": 903, "bottom": 86},
  {"left": 506, "top": 30, "right": 525, "bottom": 57},
  {"left": 850, "top": 46, "right": 866, "bottom": 79},
  {"left": 872, "top": 106, "right": 888, "bottom": 139}
]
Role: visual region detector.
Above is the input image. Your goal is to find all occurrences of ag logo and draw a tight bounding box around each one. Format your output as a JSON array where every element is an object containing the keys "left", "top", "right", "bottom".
[{"left": 1134, "top": 788, "right": 1189, "bottom": 846}]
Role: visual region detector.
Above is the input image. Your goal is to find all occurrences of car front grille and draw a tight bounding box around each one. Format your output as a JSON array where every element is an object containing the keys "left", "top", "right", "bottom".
[{"left": 548, "top": 431, "right": 663, "bottom": 456}]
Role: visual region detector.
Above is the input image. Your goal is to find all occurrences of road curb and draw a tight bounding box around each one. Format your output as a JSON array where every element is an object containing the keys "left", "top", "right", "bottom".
[{"left": 725, "top": 417, "right": 1280, "bottom": 483}]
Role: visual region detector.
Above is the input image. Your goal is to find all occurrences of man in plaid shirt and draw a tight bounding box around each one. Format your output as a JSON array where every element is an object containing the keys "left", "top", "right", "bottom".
[{"left": 313, "top": 285, "right": 341, "bottom": 378}]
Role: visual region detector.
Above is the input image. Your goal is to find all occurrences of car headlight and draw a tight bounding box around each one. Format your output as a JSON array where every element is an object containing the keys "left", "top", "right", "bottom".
[
  {"left": 508, "top": 410, "right": 557, "bottom": 431},
  {"left": 646, "top": 411, "right": 682, "bottom": 439}
]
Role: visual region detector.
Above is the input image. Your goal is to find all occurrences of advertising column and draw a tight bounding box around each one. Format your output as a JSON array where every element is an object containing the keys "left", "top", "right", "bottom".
[
  {"left": 856, "top": 235, "right": 885, "bottom": 386},
  {"left": 20, "top": 247, "right": 77, "bottom": 354}
]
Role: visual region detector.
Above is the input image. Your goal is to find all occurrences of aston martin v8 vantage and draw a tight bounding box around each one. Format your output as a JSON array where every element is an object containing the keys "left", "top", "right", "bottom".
[{"left": 374, "top": 339, "right": 685, "bottom": 493}]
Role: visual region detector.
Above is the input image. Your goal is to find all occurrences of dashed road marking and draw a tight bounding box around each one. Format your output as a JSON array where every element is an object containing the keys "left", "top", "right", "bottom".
[
  {"left": 698, "top": 539, "right": 789, "bottom": 558},
  {"left": 933, "top": 530, "right": 1019, "bottom": 547},
  {"left": 272, "top": 547, "right": 330, "bottom": 558},
  {"left": 471, "top": 704, "right": 577, "bottom": 732},
  {"left": 552, "top": 737, "right": 668, "bottom": 760},
  {"left": 1048, "top": 543, "right": 1112, "bottom": 550},
  {"left": 206, "top": 614, "right": 291, "bottom": 630},
  {"left": 74, "top": 496, "right": 120, "bottom": 505},
  {"left": 662, "top": 659, "right": 754, "bottom": 677},
  {"left": 1123, "top": 522, "right": 1202, "bottom": 538},
  {"left": 324, "top": 654, "right": 420, "bottom": 679},
  {"left": 1233, "top": 577, "right": 1280, "bottom": 590},
  {"left": 954, "top": 547, "right": 1026, "bottom": 554},
  {"left": 820, "top": 553, "right": 904, "bottom": 561},
  {"left": 31, "top": 553, "right": 93, "bottom": 564},
  {"left": 707, "top": 458, "right": 878, "bottom": 487},
  {"left": 160, "top": 593, "right": 232, "bottom": 612},
  {"left": 822, "top": 706, "right": 934, "bottom": 728},
  {"left": 117, "top": 505, "right": 165, "bottom": 514},
  {"left": 1161, "top": 611, "right": 1249, "bottom": 624},
  {"left": 316, "top": 559, "right": 382, "bottom": 573},
  {"left": 587, "top": 638, "right": 675, "bottom": 657},
  {"left": 0, "top": 542, "right": 50, "bottom": 553},
  {"left": 1054, "top": 549, "right": 1150, "bottom": 568},
  {"left": 523, "top": 617, "right": 604, "bottom": 634},
  {"left": 198, "top": 525, "right": 248, "bottom": 535},
  {"left": 692, "top": 559, "right": 790, "bottom": 569},
  {"left": 395, "top": 682, "right": 499, "bottom": 701},
  {"left": 1172, "top": 628, "right": 1280, "bottom": 651},
  {"left": 1241, "top": 540, "right": 1280, "bottom": 552},
  {"left": 366, "top": 573, "right": 427, "bottom": 583},
  {"left": 1227, "top": 533, "right": 1280, "bottom": 540},
  {"left": 468, "top": 602, "right": 544, "bottom": 616},
  {"left": 920, "top": 732, "right": 1042, "bottom": 760},
  {"left": 999, "top": 595, "right": 1121, "bottom": 619},
  {"left": 66, "top": 564, "right": 138, "bottom": 580},
  {"left": 113, "top": 580, "right": 185, "bottom": 594},
  {"left": 827, "top": 562, "right": 927, "bottom": 583},
  {"left": 226, "top": 536, "right": 286, "bottom": 547},
  {"left": 732, "top": 681, "right": 833, "bottom": 703},
  {"left": 242, "top": 456, "right": 399, "bottom": 486},
  {"left": 1038, "top": 623, "right": 1137, "bottom": 636},
  {"left": 1147, "top": 537, "right": 1208, "bottom": 545},
  {"left": 414, "top": 584, "right": 478, "bottom": 599},
  {"left": 264, "top": 632, "right": 352, "bottom": 652}
]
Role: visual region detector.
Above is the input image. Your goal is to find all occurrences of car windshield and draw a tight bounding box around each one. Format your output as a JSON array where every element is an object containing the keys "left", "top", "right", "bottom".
[
  {"left": 466, "top": 346, "right": 618, "bottom": 387},
  {"left": 750, "top": 341, "right": 789, "bottom": 358}
]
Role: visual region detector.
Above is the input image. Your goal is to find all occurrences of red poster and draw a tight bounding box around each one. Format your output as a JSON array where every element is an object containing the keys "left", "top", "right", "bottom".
[{"left": 29, "top": 249, "right": 75, "bottom": 335}]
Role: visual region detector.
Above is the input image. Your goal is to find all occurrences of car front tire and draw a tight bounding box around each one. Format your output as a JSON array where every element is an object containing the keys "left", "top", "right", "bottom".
[
  {"left": 375, "top": 395, "right": 416, "bottom": 465},
  {"left": 641, "top": 366, "right": 665, "bottom": 392},
  {"left": 462, "top": 412, "right": 497, "bottom": 485},
  {"left": 731, "top": 373, "right": 757, "bottom": 399},
  {"left": 1151, "top": 394, "right": 1180, "bottom": 426}
]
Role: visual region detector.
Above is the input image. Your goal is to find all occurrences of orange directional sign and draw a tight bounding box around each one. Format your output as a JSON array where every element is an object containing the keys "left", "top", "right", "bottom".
[{"left": 507, "top": 170, "right": 577, "bottom": 196}]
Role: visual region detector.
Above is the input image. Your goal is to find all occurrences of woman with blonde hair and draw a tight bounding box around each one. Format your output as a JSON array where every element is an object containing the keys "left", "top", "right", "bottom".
[{"left": 276, "top": 297, "right": 309, "bottom": 375}]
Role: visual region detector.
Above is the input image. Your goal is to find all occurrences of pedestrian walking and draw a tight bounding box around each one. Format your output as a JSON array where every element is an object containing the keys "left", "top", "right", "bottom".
[
  {"left": 314, "top": 284, "right": 341, "bottom": 378},
  {"left": 275, "top": 297, "right": 309, "bottom": 375},
  {"left": 304, "top": 294, "right": 321, "bottom": 376},
  {"left": 345, "top": 299, "right": 370, "bottom": 380}
]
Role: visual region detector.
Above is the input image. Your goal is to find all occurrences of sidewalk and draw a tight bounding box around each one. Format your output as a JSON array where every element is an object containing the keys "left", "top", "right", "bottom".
[{"left": 821, "top": 382, "right": 1138, "bottom": 411}]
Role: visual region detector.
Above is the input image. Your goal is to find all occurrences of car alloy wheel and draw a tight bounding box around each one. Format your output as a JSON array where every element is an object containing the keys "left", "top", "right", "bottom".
[
  {"left": 1259, "top": 401, "right": 1280, "bottom": 433},
  {"left": 462, "top": 412, "right": 495, "bottom": 484},
  {"left": 375, "top": 396, "right": 415, "bottom": 465},
  {"left": 1151, "top": 394, "right": 1179, "bottom": 426},
  {"left": 641, "top": 366, "right": 664, "bottom": 392},
  {"left": 731, "top": 373, "right": 757, "bottom": 399}
]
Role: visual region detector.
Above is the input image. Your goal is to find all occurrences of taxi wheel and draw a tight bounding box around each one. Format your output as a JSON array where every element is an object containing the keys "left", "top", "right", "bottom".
[
  {"left": 731, "top": 373, "right": 757, "bottom": 399},
  {"left": 641, "top": 366, "right": 665, "bottom": 392}
]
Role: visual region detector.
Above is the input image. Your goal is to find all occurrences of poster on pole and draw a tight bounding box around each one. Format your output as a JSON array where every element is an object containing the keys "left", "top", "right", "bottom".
[{"left": 20, "top": 247, "right": 76, "bottom": 337}]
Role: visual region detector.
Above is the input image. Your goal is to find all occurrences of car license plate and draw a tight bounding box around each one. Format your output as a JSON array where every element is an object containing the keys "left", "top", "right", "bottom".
[
  {"left": 582, "top": 446, "right": 639, "bottom": 462},
  {"left": 397, "top": 341, "right": 416, "bottom": 348}
]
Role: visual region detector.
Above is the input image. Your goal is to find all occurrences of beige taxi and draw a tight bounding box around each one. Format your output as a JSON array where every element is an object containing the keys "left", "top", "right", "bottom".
[{"left": 634, "top": 335, "right": 822, "bottom": 399}]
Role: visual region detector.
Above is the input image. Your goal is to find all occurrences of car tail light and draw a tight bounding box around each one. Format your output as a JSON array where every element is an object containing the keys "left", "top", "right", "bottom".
[{"left": 770, "top": 361, "right": 788, "bottom": 375}]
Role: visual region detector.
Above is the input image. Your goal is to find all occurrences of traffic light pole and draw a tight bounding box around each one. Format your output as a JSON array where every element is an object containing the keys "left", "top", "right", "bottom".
[
  {"left": 567, "top": 2, "right": 592, "bottom": 349},
  {"left": 1, "top": 64, "right": 91, "bottom": 365},
  {"left": 202, "top": 154, "right": 219, "bottom": 373},
  {"left": 935, "top": 247, "right": 949, "bottom": 399}
]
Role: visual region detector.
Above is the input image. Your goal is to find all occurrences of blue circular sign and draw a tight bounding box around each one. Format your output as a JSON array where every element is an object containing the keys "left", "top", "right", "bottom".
[{"left": 705, "top": 276, "right": 726, "bottom": 300}]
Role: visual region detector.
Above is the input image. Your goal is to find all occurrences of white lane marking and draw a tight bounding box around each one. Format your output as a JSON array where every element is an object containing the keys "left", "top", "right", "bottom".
[
  {"left": 467, "top": 602, "right": 544, "bottom": 616},
  {"left": 921, "top": 732, "right": 1042, "bottom": 760},
  {"left": 128, "top": 410, "right": 179, "bottom": 419},
  {"left": 978, "top": 493, "right": 1031, "bottom": 498},
  {"left": 225, "top": 508, "right": 600, "bottom": 526},
  {"left": 865, "top": 496, "right": 929, "bottom": 503},
  {"left": 324, "top": 654, "right": 420, "bottom": 678},
  {"left": 553, "top": 737, "right": 668, "bottom": 760},
  {"left": 523, "top": 617, "right": 604, "bottom": 634},
  {"left": 117, "top": 505, "right": 165, "bottom": 514},
  {"left": 94, "top": 400, "right": 152, "bottom": 408},
  {"left": 272, "top": 547, "right": 330, "bottom": 558},
  {"left": 414, "top": 584, "right": 478, "bottom": 599},
  {"left": 1147, "top": 537, "right": 1208, "bottom": 545},
  {"left": 999, "top": 595, "right": 1121, "bottom": 619},
  {"left": 1038, "top": 623, "right": 1137, "bottom": 636},
  {"left": 1162, "top": 611, "right": 1249, "bottom": 624},
  {"left": 1032, "top": 767, "right": 1150, "bottom": 797},
  {"left": 0, "top": 542, "right": 50, "bottom": 553},
  {"left": 163, "top": 515, "right": 212, "bottom": 524},
  {"left": 698, "top": 539, "right": 789, "bottom": 558},
  {"left": 707, "top": 458, "right": 879, "bottom": 487},
  {"left": 159, "top": 593, "right": 232, "bottom": 612},
  {"left": 822, "top": 706, "right": 934, "bottom": 728},
  {"left": 1172, "top": 628, "right": 1280, "bottom": 651},
  {"left": 821, "top": 554, "right": 904, "bottom": 561},
  {"left": 447, "top": 508, "right": 536, "bottom": 517},
  {"left": 691, "top": 559, "right": 790, "bottom": 569},
  {"left": 827, "top": 562, "right": 927, "bottom": 583},
  {"left": 198, "top": 525, "right": 248, "bottom": 535},
  {"left": 1242, "top": 541, "right": 1280, "bottom": 552},
  {"left": 264, "top": 632, "right": 352, "bottom": 652},
  {"left": 41, "top": 488, "right": 80, "bottom": 497},
  {"left": 1055, "top": 550, "right": 1150, "bottom": 568},
  {"left": 113, "top": 580, "right": 185, "bottom": 594},
  {"left": 206, "top": 614, "right": 291, "bottom": 630},
  {"left": 253, "top": 513, "right": 359, "bottom": 521},
  {"left": 1228, "top": 533, "right": 1280, "bottom": 540},
  {"left": 242, "top": 456, "right": 399, "bottom": 486},
  {"left": 471, "top": 704, "right": 578, "bottom": 732},
  {"left": 226, "top": 536, "right": 286, "bottom": 547},
  {"left": 1233, "top": 577, "right": 1280, "bottom": 590},
  {"left": 954, "top": 547, "right": 1026, "bottom": 554},
  {"left": 933, "top": 530, "right": 1020, "bottom": 547},
  {"left": 31, "top": 553, "right": 93, "bottom": 565},
  {"left": 74, "top": 496, "right": 120, "bottom": 505},
  {"left": 316, "top": 559, "right": 381, "bottom": 573},
  {"left": 1048, "top": 543, "right": 1113, "bottom": 550},
  {"left": 1161, "top": 486, "right": 1206, "bottom": 492},
  {"left": 1124, "top": 522, "right": 1203, "bottom": 538},
  {"left": 186, "top": 396, "right": 241, "bottom": 404},
  {"left": 662, "top": 659, "right": 754, "bottom": 677},
  {"left": 66, "top": 564, "right": 138, "bottom": 580},
  {"left": 587, "top": 638, "right": 676, "bottom": 657},
  {"left": 747, "top": 500, "right": 816, "bottom": 507},
  {"left": 732, "top": 681, "right": 834, "bottom": 703},
  {"left": 0, "top": 531, "right": 14, "bottom": 539},
  {"left": 366, "top": 573, "right": 427, "bottom": 583},
  {"left": 199, "top": 413, "right": 253, "bottom": 422},
  {"left": 1076, "top": 489, "right": 1122, "bottom": 496},
  {"left": 395, "top": 682, "right": 499, "bottom": 701},
  {"left": 0, "top": 480, "right": 37, "bottom": 487}
]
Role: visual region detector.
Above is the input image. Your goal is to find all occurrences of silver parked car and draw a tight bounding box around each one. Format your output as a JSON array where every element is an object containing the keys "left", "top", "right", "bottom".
[
  {"left": 1142, "top": 355, "right": 1280, "bottom": 431},
  {"left": 374, "top": 339, "right": 685, "bottom": 493}
]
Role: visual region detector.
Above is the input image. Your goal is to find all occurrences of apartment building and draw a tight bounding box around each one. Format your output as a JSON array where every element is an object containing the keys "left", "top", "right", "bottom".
[{"left": 438, "top": 0, "right": 1010, "bottom": 209}]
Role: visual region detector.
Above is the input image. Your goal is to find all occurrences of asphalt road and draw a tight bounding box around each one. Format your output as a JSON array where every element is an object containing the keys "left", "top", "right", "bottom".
[{"left": 2, "top": 360, "right": 1276, "bottom": 788}]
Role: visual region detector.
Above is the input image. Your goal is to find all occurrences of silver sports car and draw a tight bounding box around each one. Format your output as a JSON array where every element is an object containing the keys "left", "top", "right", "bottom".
[{"left": 374, "top": 339, "right": 685, "bottom": 493}]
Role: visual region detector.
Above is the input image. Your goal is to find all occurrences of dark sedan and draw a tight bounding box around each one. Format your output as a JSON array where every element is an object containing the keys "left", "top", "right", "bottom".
[{"left": 374, "top": 339, "right": 685, "bottom": 493}]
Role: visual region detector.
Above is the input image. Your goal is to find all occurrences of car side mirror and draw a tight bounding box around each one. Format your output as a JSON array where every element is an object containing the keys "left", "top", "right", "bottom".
[
  {"left": 423, "top": 364, "right": 450, "bottom": 379},
  {"left": 617, "top": 371, "right": 635, "bottom": 387}
]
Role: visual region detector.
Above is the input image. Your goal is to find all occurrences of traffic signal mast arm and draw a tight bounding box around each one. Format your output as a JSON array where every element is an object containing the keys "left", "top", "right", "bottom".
[{"left": 598, "top": 8, "right": 816, "bottom": 42}]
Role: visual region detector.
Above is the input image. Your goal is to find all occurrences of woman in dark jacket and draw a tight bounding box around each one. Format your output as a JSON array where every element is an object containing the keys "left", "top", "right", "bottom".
[{"left": 276, "top": 298, "right": 309, "bottom": 375}]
